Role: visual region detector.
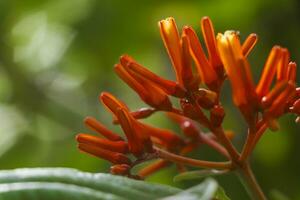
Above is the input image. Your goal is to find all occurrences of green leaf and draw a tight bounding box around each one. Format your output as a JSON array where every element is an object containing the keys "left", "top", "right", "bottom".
[
  {"left": 0, "top": 168, "right": 230, "bottom": 200},
  {"left": 214, "top": 187, "right": 231, "bottom": 200},
  {"left": 161, "top": 178, "right": 230, "bottom": 200},
  {"left": 173, "top": 169, "right": 228, "bottom": 182}
]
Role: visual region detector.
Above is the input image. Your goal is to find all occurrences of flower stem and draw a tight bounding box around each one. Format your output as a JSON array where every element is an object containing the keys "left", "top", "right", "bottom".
[
  {"left": 212, "top": 127, "right": 240, "bottom": 161},
  {"left": 155, "top": 147, "right": 232, "bottom": 169},
  {"left": 237, "top": 162, "right": 266, "bottom": 200}
]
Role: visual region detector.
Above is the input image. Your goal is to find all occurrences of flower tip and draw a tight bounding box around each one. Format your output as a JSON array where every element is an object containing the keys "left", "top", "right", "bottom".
[
  {"left": 201, "top": 16, "right": 210, "bottom": 22},
  {"left": 75, "top": 133, "right": 83, "bottom": 142},
  {"left": 119, "top": 54, "right": 132, "bottom": 67}
]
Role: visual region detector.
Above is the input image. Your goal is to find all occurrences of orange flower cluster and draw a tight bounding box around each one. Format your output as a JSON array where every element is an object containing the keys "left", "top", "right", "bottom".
[{"left": 76, "top": 16, "right": 299, "bottom": 179}]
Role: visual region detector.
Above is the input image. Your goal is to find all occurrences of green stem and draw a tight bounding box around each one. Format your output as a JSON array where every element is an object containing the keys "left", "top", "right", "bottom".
[{"left": 237, "top": 162, "right": 266, "bottom": 200}]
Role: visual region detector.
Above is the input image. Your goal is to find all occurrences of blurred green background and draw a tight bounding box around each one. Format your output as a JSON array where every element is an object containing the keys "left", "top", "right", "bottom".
[{"left": 0, "top": 0, "right": 299, "bottom": 199}]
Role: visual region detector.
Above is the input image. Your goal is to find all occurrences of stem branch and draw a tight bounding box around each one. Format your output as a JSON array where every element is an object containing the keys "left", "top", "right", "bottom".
[{"left": 155, "top": 147, "right": 232, "bottom": 169}]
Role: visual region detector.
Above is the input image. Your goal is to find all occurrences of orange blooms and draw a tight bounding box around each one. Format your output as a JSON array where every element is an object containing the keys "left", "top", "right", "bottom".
[{"left": 76, "top": 16, "right": 299, "bottom": 179}]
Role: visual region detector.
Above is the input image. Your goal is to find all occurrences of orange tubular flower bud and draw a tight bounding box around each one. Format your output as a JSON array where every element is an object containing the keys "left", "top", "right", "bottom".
[
  {"left": 267, "top": 82, "right": 296, "bottom": 117},
  {"left": 184, "top": 26, "right": 218, "bottom": 89},
  {"left": 76, "top": 134, "right": 128, "bottom": 153},
  {"left": 180, "top": 33, "right": 197, "bottom": 91},
  {"left": 78, "top": 143, "right": 131, "bottom": 165},
  {"left": 121, "top": 55, "right": 186, "bottom": 97},
  {"left": 110, "top": 164, "right": 131, "bottom": 175},
  {"left": 256, "top": 46, "right": 282, "bottom": 98},
  {"left": 116, "top": 57, "right": 173, "bottom": 110},
  {"left": 100, "top": 92, "right": 129, "bottom": 116},
  {"left": 201, "top": 17, "right": 223, "bottom": 75},
  {"left": 84, "top": 117, "right": 123, "bottom": 141},
  {"left": 116, "top": 108, "right": 144, "bottom": 157},
  {"left": 287, "top": 62, "right": 297, "bottom": 83},
  {"left": 114, "top": 64, "right": 148, "bottom": 101},
  {"left": 217, "top": 31, "right": 255, "bottom": 107},
  {"left": 159, "top": 17, "right": 183, "bottom": 85},
  {"left": 242, "top": 33, "right": 258, "bottom": 57},
  {"left": 128, "top": 70, "right": 173, "bottom": 110},
  {"left": 261, "top": 81, "right": 288, "bottom": 109},
  {"left": 276, "top": 48, "right": 290, "bottom": 81}
]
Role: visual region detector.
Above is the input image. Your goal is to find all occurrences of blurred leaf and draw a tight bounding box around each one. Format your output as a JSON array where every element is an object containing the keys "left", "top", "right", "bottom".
[
  {"left": 173, "top": 169, "right": 228, "bottom": 182},
  {"left": 0, "top": 105, "right": 27, "bottom": 158},
  {"left": 162, "top": 178, "right": 229, "bottom": 200},
  {"left": 270, "top": 190, "right": 290, "bottom": 200},
  {"left": 0, "top": 168, "right": 230, "bottom": 200},
  {"left": 215, "top": 187, "right": 231, "bottom": 200}
]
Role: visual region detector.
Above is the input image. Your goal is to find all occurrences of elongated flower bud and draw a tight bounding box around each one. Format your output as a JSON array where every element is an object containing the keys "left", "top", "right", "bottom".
[
  {"left": 256, "top": 46, "right": 282, "bottom": 98},
  {"left": 217, "top": 31, "right": 256, "bottom": 108},
  {"left": 100, "top": 92, "right": 129, "bottom": 116},
  {"left": 184, "top": 26, "right": 218, "bottom": 90},
  {"left": 276, "top": 48, "right": 290, "bottom": 81},
  {"left": 242, "top": 33, "right": 258, "bottom": 57},
  {"left": 76, "top": 134, "right": 128, "bottom": 153},
  {"left": 159, "top": 17, "right": 183, "bottom": 85},
  {"left": 180, "top": 33, "right": 197, "bottom": 91},
  {"left": 116, "top": 108, "right": 145, "bottom": 156},
  {"left": 84, "top": 117, "right": 123, "bottom": 141},
  {"left": 121, "top": 55, "right": 186, "bottom": 97},
  {"left": 115, "top": 61, "right": 173, "bottom": 110},
  {"left": 201, "top": 17, "right": 223, "bottom": 75},
  {"left": 287, "top": 62, "right": 297, "bottom": 83},
  {"left": 78, "top": 143, "right": 131, "bottom": 164},
  {"left": 261, "top": 81, "right": 288, "bottom": 109}
]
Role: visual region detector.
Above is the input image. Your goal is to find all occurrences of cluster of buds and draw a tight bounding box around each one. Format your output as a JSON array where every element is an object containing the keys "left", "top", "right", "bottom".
[{"left": 76, "top": 16, "right": 299, "bottom": 181}]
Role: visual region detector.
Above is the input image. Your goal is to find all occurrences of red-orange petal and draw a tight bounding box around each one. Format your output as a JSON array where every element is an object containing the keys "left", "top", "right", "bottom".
[
  {"left": 84, "top": 117, "right": 123, "bottom": 141},
  {"left": 78, "top": 143, "right": 131, "bottom": 164},
  {"left": 242, "top": 33, "right": 258, "bottom": 57},
  {"left": 76, "top": 133, "right": 128, "bottom": 153}
]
